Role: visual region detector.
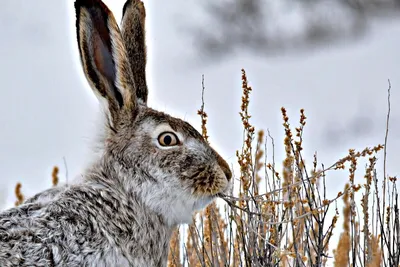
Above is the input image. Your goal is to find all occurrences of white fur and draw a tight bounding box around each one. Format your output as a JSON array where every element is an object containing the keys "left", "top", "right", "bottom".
[{"left": 138, "top": 173, "right": 213, "bottom": 226}]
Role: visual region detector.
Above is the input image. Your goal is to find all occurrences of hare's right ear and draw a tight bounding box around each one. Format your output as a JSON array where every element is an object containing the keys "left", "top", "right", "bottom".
[
  {"left": 121, "top": 0, "right": 148, "bottom": 104},
  {"left": 75, "top": 0, "right": 138, "bottom": 127}
]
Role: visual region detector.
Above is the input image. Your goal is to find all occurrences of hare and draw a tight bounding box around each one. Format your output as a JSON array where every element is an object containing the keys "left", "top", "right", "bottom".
[{"left": 0, "top": 0, "right": 232, "bottom": 266}]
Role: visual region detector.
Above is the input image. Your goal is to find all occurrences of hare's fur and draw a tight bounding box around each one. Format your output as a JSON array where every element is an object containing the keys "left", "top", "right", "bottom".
[{"left": 0, "top": 0, "right": 232, "bottom": 266}]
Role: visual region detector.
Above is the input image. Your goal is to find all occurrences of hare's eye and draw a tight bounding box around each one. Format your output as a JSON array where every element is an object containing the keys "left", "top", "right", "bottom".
[{"left": 158, "top": 132, "right": 179, "bottom": 147}]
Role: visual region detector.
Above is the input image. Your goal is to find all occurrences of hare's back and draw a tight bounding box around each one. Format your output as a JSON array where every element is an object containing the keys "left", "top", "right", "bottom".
[
  {"left": 0, "top": 197, "right": 93, "bottom": 267},
  {"left": 0, "top": 202, "right": 56, "bottom": 266},
  {"left": 24, "top": 185, "right": 67, "bottom": 205}
]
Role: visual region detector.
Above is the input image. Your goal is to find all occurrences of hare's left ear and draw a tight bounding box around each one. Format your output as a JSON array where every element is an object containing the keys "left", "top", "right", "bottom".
[
  {"left": 75, "top": 0, "right": 138, "bottom": 126},
  {"left": 121, "top": 0, "right": 148, "bottom": 104}
]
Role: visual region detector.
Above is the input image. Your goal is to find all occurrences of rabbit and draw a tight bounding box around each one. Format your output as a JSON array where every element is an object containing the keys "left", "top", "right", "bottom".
[{"left": 0, "top": 0, "right": 232, "bottom": 266}]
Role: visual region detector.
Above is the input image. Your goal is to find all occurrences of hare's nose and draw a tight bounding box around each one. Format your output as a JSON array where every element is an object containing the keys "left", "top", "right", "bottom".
[{"left": 216, "top": 154, "right": 232, "bottom": 181}]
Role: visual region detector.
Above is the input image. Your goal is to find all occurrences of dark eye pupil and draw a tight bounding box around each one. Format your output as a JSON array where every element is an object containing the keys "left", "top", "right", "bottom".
[{"left": 163, "top": 135, "right": 172, "bottom": 145}]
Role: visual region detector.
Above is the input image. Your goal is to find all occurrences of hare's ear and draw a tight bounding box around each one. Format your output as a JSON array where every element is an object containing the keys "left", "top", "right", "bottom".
[
  {"left": 75, "top": 0, "right": 138, "bottom": 126},
  {"left": 121, "top": 0, "right": 148, "bottom": 104}
]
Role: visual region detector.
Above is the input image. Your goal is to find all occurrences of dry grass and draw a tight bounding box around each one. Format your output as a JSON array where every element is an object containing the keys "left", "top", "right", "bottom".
[
  {"left": 11, "top": 70, "right": 399, "bottom": 266},
  {"left": 14, "top": 182, "right": 24, "bottom": 207}
]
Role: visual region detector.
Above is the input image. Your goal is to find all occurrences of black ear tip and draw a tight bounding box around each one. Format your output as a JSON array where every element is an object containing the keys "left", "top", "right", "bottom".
[
  {"left": 75, "top": 0, "right": 100, "bottom": 7},
  {"left": 74, "top": 0, "right": 111, "bottom": 13},
  {"left": 74, "top": 0, "right": 113, "bottom": 26},
  {"left": 75, "top": 0, "right": 93, "bottom": 9},
  {"left": 122, "top": 0, "right": 133, "bottom": 17},
  {"left": 74, "top": 0, "right": 94, "bottom": 15}
]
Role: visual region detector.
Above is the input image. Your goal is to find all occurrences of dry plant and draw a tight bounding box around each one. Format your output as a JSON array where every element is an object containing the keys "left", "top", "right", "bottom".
[
  {"left": 52, "top": 166, "right": 59, "bottom": 187},
  {"left": 166, "top": 70, "right": 397, "bottom": 266},
  {"left": 14, "top": 182, "right": 24, "bottom": 207},
  {"left": 10, "top": 70, "right": 398, "bottom": 266}
]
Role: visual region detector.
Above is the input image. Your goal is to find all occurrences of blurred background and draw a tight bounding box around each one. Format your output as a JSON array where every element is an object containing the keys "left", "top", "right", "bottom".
[{"left": 0, "top": 0, "right": 399, "bottom": 211}]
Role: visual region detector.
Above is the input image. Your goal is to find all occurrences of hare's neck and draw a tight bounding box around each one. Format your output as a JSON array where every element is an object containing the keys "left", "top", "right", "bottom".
[{"left": 83, "top": 163, "right": 175, "bottom": 265}]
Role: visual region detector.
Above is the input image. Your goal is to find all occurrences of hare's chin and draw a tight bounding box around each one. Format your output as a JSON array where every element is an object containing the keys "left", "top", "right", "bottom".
[{"left": 193, "top": 196, "right": 215, "bottom": 210}]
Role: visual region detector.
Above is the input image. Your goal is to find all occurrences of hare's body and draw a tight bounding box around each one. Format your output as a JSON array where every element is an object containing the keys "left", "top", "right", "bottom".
[
  {"left": 0, "top": 0, "right": 232, "bottom": 266},
  {"left": 0, "top": 173, "right": 172, "bottom": 267}
]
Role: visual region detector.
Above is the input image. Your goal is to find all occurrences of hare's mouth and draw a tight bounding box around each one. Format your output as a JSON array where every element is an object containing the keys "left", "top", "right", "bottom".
[
  {"left": 215, "top": 192, "right": 225, "bottom": 198},
  {"left": 190, "top": 169, "right": 231, "bottom": 197}
]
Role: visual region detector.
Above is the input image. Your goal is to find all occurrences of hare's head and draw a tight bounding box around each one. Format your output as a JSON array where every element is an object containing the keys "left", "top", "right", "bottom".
[{"left": 74, "top": 0, "right": 232, "bottom": 225}]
